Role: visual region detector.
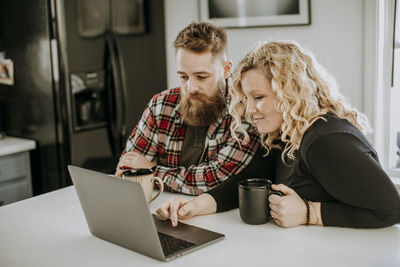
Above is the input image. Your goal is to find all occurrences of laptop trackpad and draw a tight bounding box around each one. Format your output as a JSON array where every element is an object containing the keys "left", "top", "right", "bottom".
[{"left": 152, "top": 214, "right": 223, "bottom": 245}]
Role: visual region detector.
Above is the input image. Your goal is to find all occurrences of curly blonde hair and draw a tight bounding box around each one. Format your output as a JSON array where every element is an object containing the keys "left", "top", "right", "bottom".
[{"left": 229, "top": 41, "right": 372, "bottom": 160}]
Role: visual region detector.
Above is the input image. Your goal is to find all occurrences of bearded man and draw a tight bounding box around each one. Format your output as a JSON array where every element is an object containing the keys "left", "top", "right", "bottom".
[{"left": 115, "top": 22, "right": 259, "bottom": 195}]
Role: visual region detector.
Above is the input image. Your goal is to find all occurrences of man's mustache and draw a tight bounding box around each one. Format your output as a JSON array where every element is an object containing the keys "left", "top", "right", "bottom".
[{"left": 185, "top": 92, "right": 207, "bottom": 101}]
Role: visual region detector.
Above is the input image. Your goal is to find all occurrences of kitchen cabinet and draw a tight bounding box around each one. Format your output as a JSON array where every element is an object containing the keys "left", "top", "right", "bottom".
[{"left": 0, "top": 137, "right": 36, "bottom": 206}]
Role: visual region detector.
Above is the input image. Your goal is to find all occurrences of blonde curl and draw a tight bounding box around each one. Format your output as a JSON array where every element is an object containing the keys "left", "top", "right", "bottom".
[{"left": 229, "top": 41, "right": 372, "bottom": 161}]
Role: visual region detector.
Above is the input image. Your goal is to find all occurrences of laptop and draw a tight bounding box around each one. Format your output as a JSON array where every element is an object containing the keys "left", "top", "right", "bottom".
[{"left": 68, "top": 165, "right": 224, "bottom": 262}]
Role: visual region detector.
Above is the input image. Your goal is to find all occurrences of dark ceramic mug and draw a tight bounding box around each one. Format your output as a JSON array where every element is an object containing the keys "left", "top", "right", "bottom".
[{"left": 239, "top": 178, "right": 284, "bottom": 225}]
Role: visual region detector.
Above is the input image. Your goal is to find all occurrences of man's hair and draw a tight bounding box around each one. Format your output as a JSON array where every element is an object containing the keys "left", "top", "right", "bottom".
[{"left": 173, "top": 22, "right": 227, "bottom": 57}]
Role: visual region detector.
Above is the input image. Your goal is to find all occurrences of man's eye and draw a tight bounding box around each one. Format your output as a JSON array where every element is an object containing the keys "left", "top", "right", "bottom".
[
  {"left": 179, "top": 76, "right": 188, "bottom": 80},
  {"left": 197, "top": 76, "right": 208, "bottom": 80}
]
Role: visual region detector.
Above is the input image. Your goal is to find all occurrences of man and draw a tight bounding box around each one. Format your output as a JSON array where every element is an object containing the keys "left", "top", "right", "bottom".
[{"left": 115, "top": 22, "right": 259, "bottom": 195}]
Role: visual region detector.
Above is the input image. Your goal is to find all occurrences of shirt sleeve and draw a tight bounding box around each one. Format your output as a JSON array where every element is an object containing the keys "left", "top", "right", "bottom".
[
  {"left": 155, "top": 129, "right": 261, "bottom": 195},
  {"left": 207, "top": 147, "right": 278, "bottom": 211},
  {"left": 306, "top": 133, "right": 400, "bottom": 228},
  {"left": 122, "top": 95, "right": 260, "bottom": 195},
  {"left": 123, "top": 99, "right": 159, "bottom": 162}
]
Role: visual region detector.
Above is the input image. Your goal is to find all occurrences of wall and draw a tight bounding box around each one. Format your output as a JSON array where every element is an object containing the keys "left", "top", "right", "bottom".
[{"left": 164, "top": 0, "right": 365, "bottom": 111}]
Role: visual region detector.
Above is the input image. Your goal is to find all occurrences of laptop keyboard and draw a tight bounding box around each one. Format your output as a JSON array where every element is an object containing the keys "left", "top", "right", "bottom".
[{"left": 158, "top": 232, "right": 196, "bottom": 257}]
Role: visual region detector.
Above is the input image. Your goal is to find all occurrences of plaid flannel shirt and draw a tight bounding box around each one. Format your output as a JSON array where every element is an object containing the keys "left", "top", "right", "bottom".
[{"left": 124, "top": 87, "right": 260, "bottom": 195}]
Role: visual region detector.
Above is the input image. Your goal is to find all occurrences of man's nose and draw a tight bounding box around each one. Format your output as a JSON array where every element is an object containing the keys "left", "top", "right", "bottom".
[{"left": 187, "top": 78, "right": 199, "bottom": 93}]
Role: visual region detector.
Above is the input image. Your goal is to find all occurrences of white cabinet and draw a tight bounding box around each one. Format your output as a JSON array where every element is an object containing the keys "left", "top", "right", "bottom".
[{"left": 0, "top": 137, "right": 36, "bottom": 206}]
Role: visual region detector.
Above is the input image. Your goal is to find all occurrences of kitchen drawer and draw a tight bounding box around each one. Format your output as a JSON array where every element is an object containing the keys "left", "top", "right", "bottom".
[
  {"left": 0, "top": 178, "right": 32, "bottom": 206},
  {"left": 0, "top": 153, "right": 28, "bottom": 183}
]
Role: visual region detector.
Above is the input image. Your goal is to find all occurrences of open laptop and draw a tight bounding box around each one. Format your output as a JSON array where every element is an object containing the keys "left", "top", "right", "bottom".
[{"left": 68, "top": 165, "right": 224, "bottom": 261}]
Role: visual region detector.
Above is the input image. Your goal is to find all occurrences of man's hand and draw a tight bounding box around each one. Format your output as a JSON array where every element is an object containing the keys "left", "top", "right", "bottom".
[{"left": 115, "top": 151, "right": 156, "bottom": 177}]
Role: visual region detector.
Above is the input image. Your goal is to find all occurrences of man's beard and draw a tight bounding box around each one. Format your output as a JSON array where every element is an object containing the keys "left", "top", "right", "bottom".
[{"left": 180, "top": 80, "right": 226, "bottom": 127}]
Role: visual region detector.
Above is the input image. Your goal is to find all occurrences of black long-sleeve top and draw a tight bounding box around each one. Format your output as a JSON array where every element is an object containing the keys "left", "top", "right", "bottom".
[{"left": 207, "top": 114, "right": 400, "bottom": 228}]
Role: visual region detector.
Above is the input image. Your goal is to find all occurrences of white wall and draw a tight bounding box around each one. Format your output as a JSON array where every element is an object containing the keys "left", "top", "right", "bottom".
[{"left": 164, "top": 0, "right": 365, "bottom": 111}]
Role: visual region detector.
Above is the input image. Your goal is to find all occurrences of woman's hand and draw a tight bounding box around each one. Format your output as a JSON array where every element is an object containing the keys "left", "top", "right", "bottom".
[
  {"left": 156, "top": 194, "right": 217, "bottom": 227},
  {"left": 115, "top": 151, "right": 156, "bottom": 177},
  {"left": 156, "top": 197, "right": 198, "bottom": 227},
  {"left": 268, "top": 184, "right": 308, "bottom": 228}
]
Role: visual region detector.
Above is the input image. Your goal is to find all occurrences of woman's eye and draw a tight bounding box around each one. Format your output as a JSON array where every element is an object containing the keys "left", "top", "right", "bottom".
[
  {"left": 179, "top": 76, "right": 188, "bottom": 81},
  {"left": 197, "top": 76, "right": 208, "bottom": 80},
  {"left": 254, "top": 96, "right": 264, "bottom": 100}
]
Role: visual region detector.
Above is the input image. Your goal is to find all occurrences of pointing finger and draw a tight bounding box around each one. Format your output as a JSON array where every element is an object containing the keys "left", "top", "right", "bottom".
[{"left": 169, "top": 198, "right": 182, "bottom": 227}]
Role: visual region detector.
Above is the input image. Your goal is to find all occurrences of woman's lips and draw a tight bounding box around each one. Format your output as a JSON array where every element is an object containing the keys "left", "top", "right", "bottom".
[{"left": 253, "top": 117, "right": 264, "bottom": 122}]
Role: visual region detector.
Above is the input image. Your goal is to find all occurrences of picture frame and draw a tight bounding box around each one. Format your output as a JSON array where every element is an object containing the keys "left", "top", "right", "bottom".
[
  {"left": 76, "top": 0, "right": 146, "bottom": 38},
  {"left": 199, "top": 0, "right": 310, "bottom": 28},
  {"left": 111, "top": 0, "right": 146, "bottom": 35},
  {"left": 0, "top": 60, "right": 14, "bottom": 86}
]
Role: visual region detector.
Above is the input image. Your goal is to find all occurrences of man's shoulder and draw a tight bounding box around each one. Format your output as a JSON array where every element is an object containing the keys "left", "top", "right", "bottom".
[
  {"left": 147, "top": 88, "right": 181, "bottom": 118},
  {"left": 151, "top": 87, "right": 181, "bottom": 105}
]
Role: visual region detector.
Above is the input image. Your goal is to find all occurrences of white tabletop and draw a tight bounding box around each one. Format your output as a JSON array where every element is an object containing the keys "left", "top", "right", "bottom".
[
  {"left": 0, "top": 186, "right": 399, "bottom": 267},
  {"left": 0, "top": 136, "right": 36, "bottom": 156}
]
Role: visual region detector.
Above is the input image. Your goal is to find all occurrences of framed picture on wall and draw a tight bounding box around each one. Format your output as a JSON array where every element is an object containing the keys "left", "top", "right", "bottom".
[
  {"left": 111, "top": 0, "right": 146, "bottom": 35},
  {"left": 199, "top": 0, "right": 310, "bottom": 28},
  {"left": 76, "top": 0, "right": 146, "bottom": 37},
  {"left": 0, "top": 59, "right": 14, "bottom": 86}
]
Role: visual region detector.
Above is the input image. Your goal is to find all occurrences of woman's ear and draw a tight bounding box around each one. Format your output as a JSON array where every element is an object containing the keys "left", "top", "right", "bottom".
[{"left": 223, "top": 60, "right": 233, "bottom": 79}]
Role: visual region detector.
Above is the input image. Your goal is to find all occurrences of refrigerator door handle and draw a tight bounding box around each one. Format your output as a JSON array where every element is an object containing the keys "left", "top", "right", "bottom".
[
  {"left": 50, "top": 39, "right": 60, "bottom": 83},
  {"left": 112, "top": 36, "right": 128, "bottom": 139},
  {"left": 105, "top": 35, "right": 125, "bottom": 156}
]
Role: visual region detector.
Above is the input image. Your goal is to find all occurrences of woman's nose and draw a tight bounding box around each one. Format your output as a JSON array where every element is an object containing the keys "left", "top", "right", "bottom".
[{"left": 246, "top": 100, "right": 256, "bottom": 114}]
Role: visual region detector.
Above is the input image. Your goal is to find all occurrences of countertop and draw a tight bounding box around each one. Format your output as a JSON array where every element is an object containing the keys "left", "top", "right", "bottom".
[
  {"left": 0, "top": 186, "right": 399, "bottom": 267},
  {"left": 0, "top": 136, "right": 36, "bottom": 157}
]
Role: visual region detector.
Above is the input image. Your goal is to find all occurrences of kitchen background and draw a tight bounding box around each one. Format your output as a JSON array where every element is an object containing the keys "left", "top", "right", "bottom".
[
  {"left": 0, "top": 0, "right": 167, "bottom": 196},
  {"left": 0, "top": 0, "right": 399, "bottom": 205}
]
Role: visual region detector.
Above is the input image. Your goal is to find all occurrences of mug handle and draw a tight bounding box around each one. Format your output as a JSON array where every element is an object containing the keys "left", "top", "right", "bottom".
[
  {"left": 270, "top": 190, "right": 284, "bottom": 197},
  {"left": 149, "top": 176, "right": 164, "bottom": 203},
  {"left": 267, "top": 190, "right": 284, "bottom": 221}
]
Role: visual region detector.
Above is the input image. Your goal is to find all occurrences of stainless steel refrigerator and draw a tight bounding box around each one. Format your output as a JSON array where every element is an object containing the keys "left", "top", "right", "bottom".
[{"left": 0, "top": 0, "right": 166, "bottom": 194}]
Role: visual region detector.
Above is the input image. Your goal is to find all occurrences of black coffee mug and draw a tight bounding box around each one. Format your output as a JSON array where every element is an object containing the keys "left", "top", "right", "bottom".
[{"left": 239, "top": 178, "right": 284, "bottom": 225}]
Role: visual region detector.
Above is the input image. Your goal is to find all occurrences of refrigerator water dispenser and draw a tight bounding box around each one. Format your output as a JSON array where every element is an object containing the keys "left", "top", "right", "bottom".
[{"left": 71, "top": 71, "right": 106, "bottom": 131}]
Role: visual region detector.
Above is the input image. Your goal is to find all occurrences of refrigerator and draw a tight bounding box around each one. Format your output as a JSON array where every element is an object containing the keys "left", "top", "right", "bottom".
[{"left": 0, "top": 0, "right": 167, "bottom": 195}]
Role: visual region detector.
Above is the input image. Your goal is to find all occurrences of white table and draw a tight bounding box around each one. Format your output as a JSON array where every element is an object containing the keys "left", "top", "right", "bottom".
[{"left": 0, "top": 186, "right": 399, "bottom": 267}]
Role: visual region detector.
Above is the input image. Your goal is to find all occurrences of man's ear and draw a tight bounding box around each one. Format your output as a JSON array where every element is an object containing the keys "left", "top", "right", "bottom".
[{"left": 223, "top": 60, "right": 233, "bottom": 79}]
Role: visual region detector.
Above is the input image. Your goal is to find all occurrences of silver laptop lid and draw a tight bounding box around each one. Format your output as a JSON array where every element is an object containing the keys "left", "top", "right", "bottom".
[{"left": 68, "top": 165, "right": 166, "bottom": 261}]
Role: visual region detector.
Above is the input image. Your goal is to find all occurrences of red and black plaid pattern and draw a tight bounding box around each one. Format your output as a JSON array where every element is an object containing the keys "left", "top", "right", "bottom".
[{"left": 124, "top": 87, "right": 260, "bottom": 195}]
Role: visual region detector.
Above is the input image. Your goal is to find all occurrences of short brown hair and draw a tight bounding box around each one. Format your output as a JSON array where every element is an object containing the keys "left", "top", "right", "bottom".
[{"left": 173, "top": 22, "right": 227, "bottom": 56}]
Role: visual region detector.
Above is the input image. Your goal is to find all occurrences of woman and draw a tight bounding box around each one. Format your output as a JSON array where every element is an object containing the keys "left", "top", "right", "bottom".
[{"left": 156, "top": 41, "right": 400, "bottom": 228}]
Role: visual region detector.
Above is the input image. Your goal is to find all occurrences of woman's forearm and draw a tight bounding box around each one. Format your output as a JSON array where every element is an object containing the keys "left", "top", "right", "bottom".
[{"left": 309, "top": 202, "right": 323, "bottom": 226}]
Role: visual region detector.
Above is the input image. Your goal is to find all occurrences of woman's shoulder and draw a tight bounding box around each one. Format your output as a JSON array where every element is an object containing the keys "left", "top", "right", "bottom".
[
  {"left": 300, "top": 113, "right": 371, "bottom": 155},
  {"left": 306, "top": 113, "right": 362, "bottom": 137}
]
